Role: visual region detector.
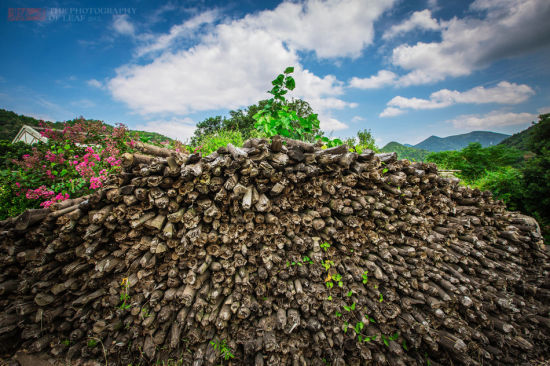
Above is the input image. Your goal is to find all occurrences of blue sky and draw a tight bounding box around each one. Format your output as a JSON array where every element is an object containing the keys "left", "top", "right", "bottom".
[{"left": 1, "top": 0, "right": 550, "bottom": 146}]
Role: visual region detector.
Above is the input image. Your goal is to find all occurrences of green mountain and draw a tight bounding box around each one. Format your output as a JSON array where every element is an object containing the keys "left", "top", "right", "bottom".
[
  {"left": 0, "top": 108, "right": 173, "bottom": 144},
  {"left": 380, "top": 141, "right": 431, "bottom": 161},
  {"left": 498, "top": 123, "right": 537, "bottom": 151},
  {"left": 414, "top": 131, "right": 510, "bottom": 152}
]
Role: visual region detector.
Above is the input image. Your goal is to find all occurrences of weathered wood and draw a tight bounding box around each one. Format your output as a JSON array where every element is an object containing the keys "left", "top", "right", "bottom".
[{"left": 0, "top": 137, "right": 547, "bottom": 366}]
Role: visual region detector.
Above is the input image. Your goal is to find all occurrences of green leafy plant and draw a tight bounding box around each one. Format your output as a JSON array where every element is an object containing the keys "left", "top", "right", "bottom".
[
  {"left": 87, "top": 339, "right": 98, "bottom": 348},
  {"left": 320, "top": 242, "right": 331, "bottom": 252},
  {"left": 362, "top": 271, "right": 369, "bottom": 285},
  {"left": 210, "top": 339, "right": 234, "bottom": 361},
  {"left": 119, "top": 277, "right": 131, "bottom": 310},
  {"left": 253, "top": 67, "right": 341, "bottom": 147},
  {"left": 140, "top": 307, "right": 151, "bottom": 319},
  {"left": 381, "top": 332, "right": 399, "bottom": 347}
]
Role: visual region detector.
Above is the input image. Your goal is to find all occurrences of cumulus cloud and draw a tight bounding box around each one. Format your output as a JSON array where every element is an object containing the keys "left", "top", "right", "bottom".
[
  {"left": 351, "top": 116, "right": 365, "bottom": 123},
  {"left": 135, "top": 117, "right": 197, "bottom": 141},
  {"left": 112, "top": 14, "right": 135, "bottom": 36},
  {"left": 384, "top": 81, "right": 534, "bottom": 115},
  {"left": 538, "top": 106, "right": 550, "bottom": 114},
  {"left": 349, "top": 70, "right": 397, "bottom": 89},
  {"left": 382, "top": 10, "right": 440, "bottom": 40},
  {"left": 87, "top": 79, "right": 103, "bottom": 88},
  {"left": 319, "top": 116, "right": 348, "bottom": 132},
  {"left": 136, "top": 10, "right": 220, "bottom": 57},
  {"left": 242, "top": 0, "right": 396, "bottom": 59},
  {"left": 379, "top": 107, "right": 405, "bottom": 118},
  {"left": 447, "top": 111, "right": 537, "bottom": 129},
  {"left": 392, "top": 0, "right": 550, "bottom": 85},
  {"left": 108, "top": 0, "right": 385, "bottom": 120}
]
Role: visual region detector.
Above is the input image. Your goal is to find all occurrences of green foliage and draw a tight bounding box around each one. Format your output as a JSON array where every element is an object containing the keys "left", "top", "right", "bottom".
[
  {"left": 498, "top": 122, "right": 538, "bottom": 151},
  {"left": 119, "top": 278, "right": 131, "bottom": 310},
  {"left": 380, "top": 141, "right": 430, "bottom": 161},
  {"left": 426, "top": 115, "right": 550, "bottom": 240},
  {"left": 426, "top": 142, "right": 523, "bottom": 182},
  {"left": 253, "top": 67, "right": 317, "bottom": 141},
  {"left": 0, "top": 109, "right": 50, "bottom": 141},
  {"left": 473, "top": 167, "right": 524, "bottom": 210},
  {"left": 87, "top": 339, "right": 98, "bottom": 348},
  {"left": 209, "top": 339, "right": 234, "bottom": 361},
  {"left": 191, "top": 129, "right": 246, "bottom": 155},
  {"left": 253, "top": 67, "right": 342, "bottom": 147},
  {"left": 320, "top": 242, "right": 331, "bottom": 251},
  {"left": 521, "top": 113, "right": 550, "bottom": 239},
  {"left": 350, "top": 129, "right": 379, "bottom": 153}
]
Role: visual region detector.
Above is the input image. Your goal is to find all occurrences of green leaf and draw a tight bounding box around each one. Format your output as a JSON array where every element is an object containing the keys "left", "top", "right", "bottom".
[
  {"left": 60, "top": 169, "right": 68, "bottom": 177},
  {"left": 272, "top": 74, "right": 284, "bottom": 86},
  {"left": 284, "top": 66, "right": 294, "bottom": 74},
  {"left": 347, "top": 290, "right": 353, "bottom": 297},
  {"left": 285, "top": 76, "right": 295, "bottom": 91}
]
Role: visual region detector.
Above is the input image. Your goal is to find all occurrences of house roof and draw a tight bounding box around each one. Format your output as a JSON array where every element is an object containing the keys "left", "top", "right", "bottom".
[{"left": 11, "top": 125, "right": 49, "bottom": 145}]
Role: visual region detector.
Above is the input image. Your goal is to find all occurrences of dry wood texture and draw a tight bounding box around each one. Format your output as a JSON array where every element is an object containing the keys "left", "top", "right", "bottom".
[{"left": 0, "top": 137, "right": 548, "bottom": 365}]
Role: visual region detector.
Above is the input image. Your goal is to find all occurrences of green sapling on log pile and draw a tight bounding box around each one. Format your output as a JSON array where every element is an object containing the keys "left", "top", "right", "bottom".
[{"left": 0, "top": 136, "right": 548, "bottom": 365}]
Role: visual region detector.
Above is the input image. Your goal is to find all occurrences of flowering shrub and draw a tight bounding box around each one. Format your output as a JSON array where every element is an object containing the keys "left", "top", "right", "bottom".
[{"left": 0, "top": 118, "right": 139, "bottom": 218}]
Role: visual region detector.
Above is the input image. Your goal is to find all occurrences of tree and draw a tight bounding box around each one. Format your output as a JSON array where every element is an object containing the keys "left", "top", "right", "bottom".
[
  {"left": 521, "top": 113, "right": 550, "bottom": 238},
  {"left": 356, "top": 129, "right": 378, "bottom": 151},
  {"left": 191, "top": 116, "right": 226, "bottom": 145},
  {"left": 191, "top": 98, "right": 317, "bottom": 145}
]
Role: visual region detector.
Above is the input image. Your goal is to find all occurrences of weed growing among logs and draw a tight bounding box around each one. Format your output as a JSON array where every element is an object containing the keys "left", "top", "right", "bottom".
[
  {"left": 119, "top": 277, "right": 131, "bottom": 311},
  {"left": 209, "top": 339, "right": 235, "bottom": 361},
  {"left": 314, "top": 241, "right": 403, "bottom": 353}
]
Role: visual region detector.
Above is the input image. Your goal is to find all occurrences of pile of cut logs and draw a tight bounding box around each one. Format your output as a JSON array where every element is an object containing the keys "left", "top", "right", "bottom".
[{"left": 0, "top": 136, "right": 548, "bottom": 365}]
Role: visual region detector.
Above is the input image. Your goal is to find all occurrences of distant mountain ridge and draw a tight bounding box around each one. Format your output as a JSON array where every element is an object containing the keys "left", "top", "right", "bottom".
[{"left": 412, "top": 131, "right": 510, "bottom": 152}]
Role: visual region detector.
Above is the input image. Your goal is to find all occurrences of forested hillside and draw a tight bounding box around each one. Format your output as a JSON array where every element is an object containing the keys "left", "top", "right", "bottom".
[
  {"left": 380, "top": 141, "right": 430, "bottom": 161},
  {"left": 498, "top": 123, "right": 537, "bottom": 151},
  {"left": 0, "top": 109, "right": 173, "bottom": 144}
]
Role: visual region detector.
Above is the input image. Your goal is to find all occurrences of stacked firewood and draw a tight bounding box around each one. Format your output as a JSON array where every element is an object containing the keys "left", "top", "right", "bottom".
[{"left": 0, "top": 136, "right": 548, "bottom": 365}]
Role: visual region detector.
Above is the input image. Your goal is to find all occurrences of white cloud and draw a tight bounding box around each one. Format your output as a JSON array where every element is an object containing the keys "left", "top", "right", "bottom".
[
  {"left": 243, "top": 0, "right": 396, "bottom": 59},
  {"left": 87, "top": 79, "right": 103, "bottom": 88},
  {"left": 384, "top": 81, "right": 534, "bottom": 115},
  {"left": 108, "top": 0, "right": 384, "bottom": 119},
  {"left": 382, "top": 10, "right": 439, "bottom": 40},
  {"left": 136, "top": 10, "right": 220, "bottom": 57},
  {"left": 537, "top": 106, "right": 550, "bottom": 114},
  {"left": 320, "top": 115, "right": 348, "bottom": 132},
  {"left": 349, "top": 70, "right": 397, "bottom": 89},
  {"left": 392, "top": 0, "right": 550, "bottom": 85},
  {"left": 113, "top": 15, "right": 135, "bottom": 36},
  {"left": 447, "top": 111, "right": 536, "bottom": 129},
  {"left": 135, "top": 117, "right": 197, "bottom": 142},
  {"left": 380, "top": 107, "right": 405, "bottom": 117},
  {"left": 351, "top": 116, "right": 365, "bottom": 123}
]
